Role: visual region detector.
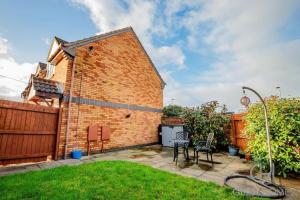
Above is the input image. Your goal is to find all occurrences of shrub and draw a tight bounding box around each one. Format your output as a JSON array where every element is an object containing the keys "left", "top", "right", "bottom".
[
  {"left": 162, "top": 105, "right": 184, "bottom": 117},
  {"left": 244, "top": 97, "right": 300, "bottom": 177},
  {"left": 162, "top": 102, "right": 230, "bottom": 150},
  {"left": 186, "top": 102, "right": 230, "bottom": 150}
]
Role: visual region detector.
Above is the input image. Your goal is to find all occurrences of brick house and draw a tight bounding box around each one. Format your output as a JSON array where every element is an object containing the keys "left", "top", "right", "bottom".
[{"left": 22, "top": 27, "right": 165, "bottom": 158}]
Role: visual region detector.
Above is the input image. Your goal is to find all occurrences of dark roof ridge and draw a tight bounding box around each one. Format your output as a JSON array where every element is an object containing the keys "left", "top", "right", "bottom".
[
  {"left": 54, "top": 36, "right": 68, "bottom": 44},
  {"left": 64, "top": 26, "right": 132, "bottom": 49}
]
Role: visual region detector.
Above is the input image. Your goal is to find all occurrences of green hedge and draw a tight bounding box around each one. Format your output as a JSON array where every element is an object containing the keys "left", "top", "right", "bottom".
[{"left": 244, "top": 97, "right": 300, "bottom": 177}]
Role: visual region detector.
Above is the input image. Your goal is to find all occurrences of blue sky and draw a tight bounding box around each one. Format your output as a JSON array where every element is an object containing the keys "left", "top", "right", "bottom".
[
  {"left": 0, "top": 0, "right": 96, "bottom": 62},
  {"left": 0, "top": 0, "right": 300, "bottom": 111}
]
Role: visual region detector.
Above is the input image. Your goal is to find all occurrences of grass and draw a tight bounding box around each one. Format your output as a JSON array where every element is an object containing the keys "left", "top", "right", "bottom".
[{"left": 0, "top": 160, "right": 262, "bottom": 200}]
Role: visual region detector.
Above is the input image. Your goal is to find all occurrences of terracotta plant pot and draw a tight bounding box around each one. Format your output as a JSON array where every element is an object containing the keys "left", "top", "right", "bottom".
[{"left": 245, "top": 154, "right": 251, "bottom": 161}]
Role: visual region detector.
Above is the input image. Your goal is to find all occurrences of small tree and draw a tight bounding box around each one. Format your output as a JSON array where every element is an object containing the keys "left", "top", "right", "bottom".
[
  {"left": 181, "top": 107, "right": 205, "bottom": 140},
  {"left": 188, "top": 101, "right": 230, "bottom": 150}
]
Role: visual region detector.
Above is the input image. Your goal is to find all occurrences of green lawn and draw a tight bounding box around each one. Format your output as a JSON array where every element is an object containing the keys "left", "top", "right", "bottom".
[{"left": 0, "top": 160, "right": 261, "bottom": 200}]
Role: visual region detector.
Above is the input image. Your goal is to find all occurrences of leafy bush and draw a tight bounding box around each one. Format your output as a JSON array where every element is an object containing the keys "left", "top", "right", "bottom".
[
  {"left": 163, "top": 105, "right": 184, "bottom": 117},
  {"left": 244, "top": 97, "right": 300, "bottom": 177},
  {"left": 163, "top": 102, "right": 230, "bottom": 150},
  {"left": 184, "top": 102, "right": 230, "bottom": 150}
]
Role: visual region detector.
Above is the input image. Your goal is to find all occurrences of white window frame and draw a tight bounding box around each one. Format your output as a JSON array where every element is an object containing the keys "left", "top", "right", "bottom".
[{"left": 45, "top": 63, "right": 55, "bottom": 79}]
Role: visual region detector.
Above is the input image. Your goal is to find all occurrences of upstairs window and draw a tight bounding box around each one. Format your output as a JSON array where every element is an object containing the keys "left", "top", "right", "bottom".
[{"left": 45, "top": 63, "right": 55, "bottom": 79}]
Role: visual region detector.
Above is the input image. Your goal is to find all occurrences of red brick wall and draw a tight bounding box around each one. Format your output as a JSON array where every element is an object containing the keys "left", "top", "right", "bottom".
[
  {"left": 57, "top": 30, "right": 163, "bottom": 156},
  {"left": 51, "top": 55, "right": 69, "bottom": 84}
]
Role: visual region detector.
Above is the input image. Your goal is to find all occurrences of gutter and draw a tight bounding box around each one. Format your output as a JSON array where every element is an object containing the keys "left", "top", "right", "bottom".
[{"left": 64, "top": 55, "right": 76, "bottom": 159}]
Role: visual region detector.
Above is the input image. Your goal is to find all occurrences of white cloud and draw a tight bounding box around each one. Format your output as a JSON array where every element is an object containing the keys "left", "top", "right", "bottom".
[
  {"left": 71, "top": 0, "right": 300, "bottom": 111},
  {"left": 0, "top": 37, "right": 36, "bottom": 97},
  {"left": 42, "top": 37, "right": 51, "bottom": 45},
  {"left": 0, "top": 38, "right": 8, "bottom": 54},
  {"left": 155, "top": 45, "right": 185, "bottom": 69},
  {"left": 70, "top": 0, "right": 185, "bottom": 70},
  {"left": 168, "top": 0, "right": 300, "bottom": 111},
  {"left": 161, "top": 69, "right": 246, "bottom": 112}
]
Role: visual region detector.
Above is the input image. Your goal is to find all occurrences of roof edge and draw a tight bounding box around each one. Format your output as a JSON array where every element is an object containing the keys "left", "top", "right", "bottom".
[
  {"left": 64, "top": 27, "right": 133, "bottom": 49},
  {"left": 58, "top": 26, "right": 166, "bottom": 88}
]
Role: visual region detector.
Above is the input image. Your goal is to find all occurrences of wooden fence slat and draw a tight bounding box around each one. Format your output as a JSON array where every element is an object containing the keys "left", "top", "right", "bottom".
[
  {"left": 34, "top": 112, "right": 42, "bottom": 154},
  {"left": 11, "top": 132, "right": 19, "bottom": 156},
  {"left": 54, "top": 108, "right": 62, "bottom": 160},
  {"left": 4, "top": 109, "right": 12, "bottom": 130},
  {"left": 0, "top": 135, "right": 8, "bottom": 154},
  {"left": 17, "top": 111, "right": 26, "bottom": 154},
  {"left": 0, "top": 134, "right": 2, "bottom": 153},
  {"left": 0, "top": 108, "right": 6, "bottom": 129},
  {"left": 6, "top": 135, "right": 13, "bottom": 155}
]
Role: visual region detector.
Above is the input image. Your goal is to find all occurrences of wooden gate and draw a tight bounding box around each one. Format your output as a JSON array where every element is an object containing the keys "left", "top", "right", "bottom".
[
  {"left": 0, "top": 100, "right": 61, "bottom": 165},
  {"left": 230, "top": 113, "right": 247, "bottom": 151}
]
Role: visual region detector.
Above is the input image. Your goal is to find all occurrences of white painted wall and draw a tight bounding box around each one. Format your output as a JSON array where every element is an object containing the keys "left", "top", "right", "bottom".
[{"left": 48, "top": 40, "right": 59, "bottom": 59}]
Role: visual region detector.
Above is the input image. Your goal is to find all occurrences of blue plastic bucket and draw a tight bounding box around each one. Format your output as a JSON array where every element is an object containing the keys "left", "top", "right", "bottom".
[
  {"left": 72, "top": 150, "right": 82, "bottom": 159},
  {"left": 228, "top": 146, "right": 239, "bottom": 156}
]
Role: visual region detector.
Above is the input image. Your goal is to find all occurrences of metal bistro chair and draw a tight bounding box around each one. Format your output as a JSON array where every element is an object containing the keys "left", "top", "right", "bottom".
[
  {"left": 194, "top": 133, "right": 214, "bottom": 166},
  {"left": 173, "top": 131, "right": 190, "bottom": 164}
]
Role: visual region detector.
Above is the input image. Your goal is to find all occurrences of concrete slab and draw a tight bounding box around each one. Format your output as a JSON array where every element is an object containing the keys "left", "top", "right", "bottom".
[
  {"left": 38, "top": 161, "right": 63, "bottom": 169},
  {"left": 24, "top": 165, "right": 41, "bottom": 171},
  {"left": 58, "top": 159, "right": 82, "bottom": 166}
]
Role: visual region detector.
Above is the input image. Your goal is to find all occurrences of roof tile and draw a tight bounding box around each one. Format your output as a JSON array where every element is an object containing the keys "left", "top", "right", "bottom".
[{"left": 32, "top": 77, "right": 64, "bottom": 95}]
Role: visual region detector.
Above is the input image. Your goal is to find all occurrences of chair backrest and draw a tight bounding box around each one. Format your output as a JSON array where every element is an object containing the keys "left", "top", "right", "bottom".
[
  {"left": 205, "top": 133, "right": 214, "bottom": 148},
  {"left": 175, "top": 131, "right": 189, "bottom": 140}
]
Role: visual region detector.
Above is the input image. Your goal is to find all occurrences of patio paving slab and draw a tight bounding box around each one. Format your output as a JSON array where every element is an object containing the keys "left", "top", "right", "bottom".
[
  {"left": 198, "top": 173, "right": 226, "bottom": 185},
  {"left": 181, "top": 167, "right": 205, "bottom": 177}
]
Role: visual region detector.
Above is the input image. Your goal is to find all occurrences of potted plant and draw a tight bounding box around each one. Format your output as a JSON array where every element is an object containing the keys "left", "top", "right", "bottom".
[{"left": 228, "top": 144, "right": 239, "bottom": 156}]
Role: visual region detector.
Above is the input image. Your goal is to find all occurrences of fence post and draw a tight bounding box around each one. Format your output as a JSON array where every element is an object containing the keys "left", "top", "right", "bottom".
[{"left": 54, "top": 108, "right": 63, "bottom": 160}]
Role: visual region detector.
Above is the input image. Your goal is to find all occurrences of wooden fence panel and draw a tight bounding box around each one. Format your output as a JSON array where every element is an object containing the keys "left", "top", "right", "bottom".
[
  {"left": 0, "top": 100, "right": 61, "bottom": 165},
  {"left": 230, "top": 113, "right": 247, "bottom": 151}
]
